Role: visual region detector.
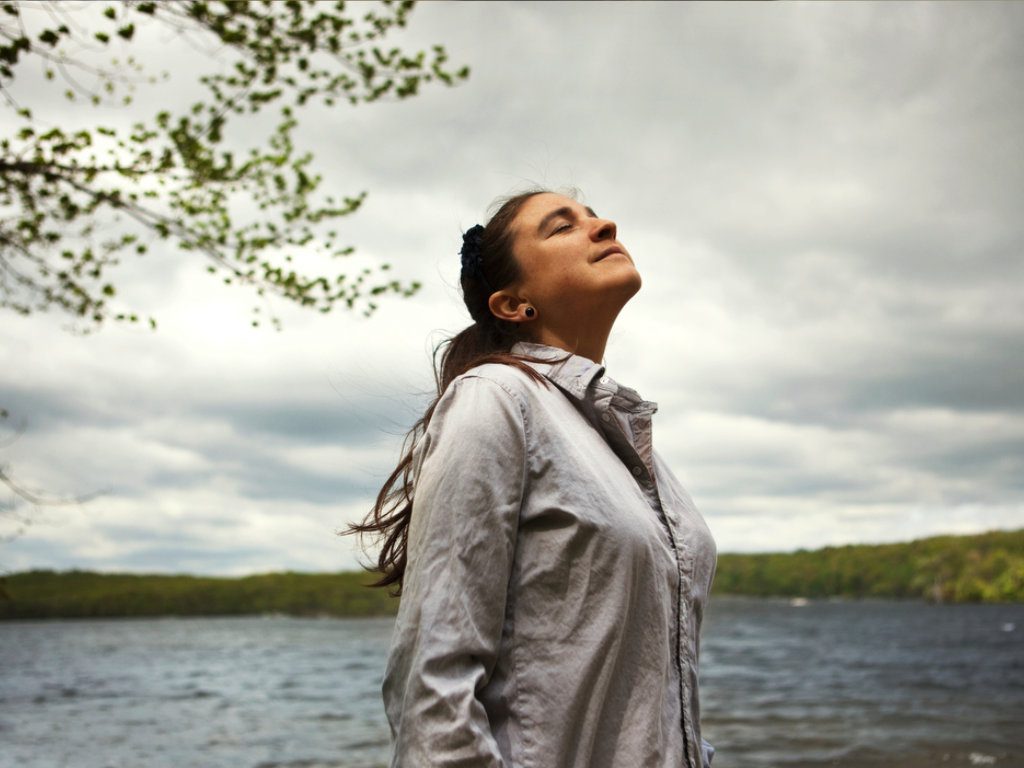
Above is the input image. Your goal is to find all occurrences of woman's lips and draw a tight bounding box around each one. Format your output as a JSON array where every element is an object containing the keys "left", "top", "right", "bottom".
[{"left": 595, "top": 247, "right": 627, "bottom": 262}]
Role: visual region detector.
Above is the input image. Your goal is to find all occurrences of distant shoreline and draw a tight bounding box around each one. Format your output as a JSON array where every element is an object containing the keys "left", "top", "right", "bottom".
[{"left": 2, "top": 529, "right": 1021, "bottom": 619}]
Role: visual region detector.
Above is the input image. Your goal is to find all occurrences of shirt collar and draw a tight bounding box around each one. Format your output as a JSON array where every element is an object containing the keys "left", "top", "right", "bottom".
[
  {"left": 510, "top": 341, "right": 605, "bottom": 400},
  {"left": 509, "top": 342, "right": 656, "bottom": 415}
]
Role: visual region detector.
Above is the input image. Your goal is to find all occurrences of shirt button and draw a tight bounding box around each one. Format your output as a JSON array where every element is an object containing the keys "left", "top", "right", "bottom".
[
  {"left": 600, "top": 376, "right": 611, "bottom": 384},
  {"left": 631, "top": 466, "right": 642, "bottom": 476},
  {"left": 601, "top": 413, "right": 611, "bottom": 422}
]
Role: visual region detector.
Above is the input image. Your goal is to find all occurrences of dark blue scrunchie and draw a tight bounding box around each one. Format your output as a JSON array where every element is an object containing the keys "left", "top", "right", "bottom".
[{"left": 459, "top": 224, "right": 491, "bottom": 291}]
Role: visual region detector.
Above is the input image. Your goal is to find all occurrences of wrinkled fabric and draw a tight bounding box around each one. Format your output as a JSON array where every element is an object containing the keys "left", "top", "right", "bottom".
[{"left": 383, "top": 342, "right": 718, "bottom": 768}]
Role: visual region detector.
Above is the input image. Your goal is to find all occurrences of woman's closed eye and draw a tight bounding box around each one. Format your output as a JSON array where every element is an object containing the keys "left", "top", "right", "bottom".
[{"left": 553, "top": 223, "right": 572, "bottom": 234}]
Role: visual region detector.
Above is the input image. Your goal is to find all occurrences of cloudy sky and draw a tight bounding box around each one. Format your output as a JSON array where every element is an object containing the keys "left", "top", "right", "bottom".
[{"left": 2, "top": 1, "right": 1022, "bottom": 575}]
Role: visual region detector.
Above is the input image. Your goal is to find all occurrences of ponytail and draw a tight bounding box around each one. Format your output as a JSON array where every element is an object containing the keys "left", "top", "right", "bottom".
[{"left": 346, "top": 189, "right": 553, "bottom": 595}]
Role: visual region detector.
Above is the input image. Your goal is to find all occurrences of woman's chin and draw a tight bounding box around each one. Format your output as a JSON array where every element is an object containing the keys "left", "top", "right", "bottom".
[{"left": 613, "top": 265, "right": 643, "bottom": 298}]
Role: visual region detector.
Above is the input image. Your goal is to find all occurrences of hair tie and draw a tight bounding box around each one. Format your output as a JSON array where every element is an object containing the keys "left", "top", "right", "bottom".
[{"left": 460, "top": 224, "right": 492, "bottom": 292}]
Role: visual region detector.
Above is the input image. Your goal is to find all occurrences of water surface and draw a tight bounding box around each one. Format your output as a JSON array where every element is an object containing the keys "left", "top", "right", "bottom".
[{"left": 1, "top": 598, "right": 1021, "bottom": 767}]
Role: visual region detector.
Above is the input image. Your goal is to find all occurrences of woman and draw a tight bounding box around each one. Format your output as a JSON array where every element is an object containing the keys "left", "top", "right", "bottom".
[{"left": 351, "top": 189, "right": 718, "bottom": 768}]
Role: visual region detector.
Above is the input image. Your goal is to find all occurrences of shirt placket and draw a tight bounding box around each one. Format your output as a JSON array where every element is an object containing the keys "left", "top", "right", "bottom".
[{"left": 592, "top": 382, "right": 697, "bottom": 768}]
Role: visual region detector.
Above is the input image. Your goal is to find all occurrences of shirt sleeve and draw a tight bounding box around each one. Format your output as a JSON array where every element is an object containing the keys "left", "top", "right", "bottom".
[
  {"left": 702, "top": 737, "right": 716, "bottom": 766},
  {"left": 382, "top": 374, "right": 527, "bottom": 768}
]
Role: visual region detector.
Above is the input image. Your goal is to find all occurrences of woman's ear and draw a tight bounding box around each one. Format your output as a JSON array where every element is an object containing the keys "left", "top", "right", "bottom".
[{"left": 488, "top": 290, "right": 533, "bottom": 323}]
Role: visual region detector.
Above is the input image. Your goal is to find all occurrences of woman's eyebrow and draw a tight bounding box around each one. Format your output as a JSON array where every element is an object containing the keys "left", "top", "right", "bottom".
[{"left": 536, "top": 206, "right": 599, "bottom": 235}]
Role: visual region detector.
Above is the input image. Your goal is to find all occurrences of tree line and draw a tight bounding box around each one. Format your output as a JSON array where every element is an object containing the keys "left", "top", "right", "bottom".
[
  {"left": 713, "top": 527, "right": 1023, "bottom": 603},
  {"left": 1, "top": 529, "right": 1021, "bottom": 619},
  {"left": 0, "top": 569, "right": 397, "bottom": 619}
]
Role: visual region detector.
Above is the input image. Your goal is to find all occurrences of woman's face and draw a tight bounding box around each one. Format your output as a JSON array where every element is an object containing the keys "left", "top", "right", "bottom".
[{"left": 507, "top": 193, "right": 641, "bottom": 317}]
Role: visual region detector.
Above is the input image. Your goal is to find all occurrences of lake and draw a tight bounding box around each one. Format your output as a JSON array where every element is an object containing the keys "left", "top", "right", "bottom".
[{"left": 1, "top": 597, "right": 1021, "bottom": 767}]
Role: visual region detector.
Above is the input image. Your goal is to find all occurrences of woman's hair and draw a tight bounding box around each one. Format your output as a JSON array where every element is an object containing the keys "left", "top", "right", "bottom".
[{"left": 347, "top": 188, "right": 558, "bottom": 595}]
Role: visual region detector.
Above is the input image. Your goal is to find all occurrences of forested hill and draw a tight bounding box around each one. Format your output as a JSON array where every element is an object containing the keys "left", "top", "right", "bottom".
[
  {"left": 713, "top": 528, "right": 1023, "bottom": 602},
  {"left": 1, "top": 529, "right": 1021, "bottom": 619}
]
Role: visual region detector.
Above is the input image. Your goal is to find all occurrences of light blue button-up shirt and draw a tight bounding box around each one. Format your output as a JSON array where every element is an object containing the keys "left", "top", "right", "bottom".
[{"left": 383, "top": 343, "right": 718, "bottom": 767}]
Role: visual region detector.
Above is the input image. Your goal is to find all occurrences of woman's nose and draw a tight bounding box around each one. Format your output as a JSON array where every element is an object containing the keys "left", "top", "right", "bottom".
[{"left": 590, "top": 217, "right": 617, "bottom": 241}]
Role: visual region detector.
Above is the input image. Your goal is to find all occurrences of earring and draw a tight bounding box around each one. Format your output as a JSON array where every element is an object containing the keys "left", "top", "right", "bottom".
[{"left": 524, "top": 306, "right": 536, "bottom": 318}]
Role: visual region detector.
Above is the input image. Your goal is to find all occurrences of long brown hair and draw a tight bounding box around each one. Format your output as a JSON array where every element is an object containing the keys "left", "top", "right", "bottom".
[{"left": 346, "top": 189, "right": 558, "bottom": 595}]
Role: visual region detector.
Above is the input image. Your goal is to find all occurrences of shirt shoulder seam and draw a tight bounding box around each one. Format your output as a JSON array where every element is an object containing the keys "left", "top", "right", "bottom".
[{"left": 452, "top": 372, "right": 534, "bottom": 443}]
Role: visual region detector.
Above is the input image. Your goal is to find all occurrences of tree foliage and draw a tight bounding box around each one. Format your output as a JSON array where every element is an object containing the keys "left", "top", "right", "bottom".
[
  {"left": 0, "top": 569, "right": 399, "bottom": 618},
  {"left": 0, "top": 0, "right": 468, "bottom": 329},
  {"left": 2, "top": 530, "right": 1021, "bottom": 619},
  {"left": 714, "top": 528, "right": 1024, "bottom": 603}
]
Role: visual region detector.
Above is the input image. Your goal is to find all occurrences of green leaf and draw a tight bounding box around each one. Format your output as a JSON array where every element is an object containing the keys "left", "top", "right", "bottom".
[{"left": 0, "top": 0, "right": 469, "bottom": 330}]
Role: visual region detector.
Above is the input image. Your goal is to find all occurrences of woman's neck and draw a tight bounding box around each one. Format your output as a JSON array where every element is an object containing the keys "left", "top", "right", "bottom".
[{"left": 530, "top": 319, "right": 613, "bottom": 365}]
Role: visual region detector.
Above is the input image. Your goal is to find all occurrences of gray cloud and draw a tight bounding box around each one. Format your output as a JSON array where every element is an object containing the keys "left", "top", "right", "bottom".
[{"left": 2, "top": 1, "right": 1022, "bottom": 573}]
